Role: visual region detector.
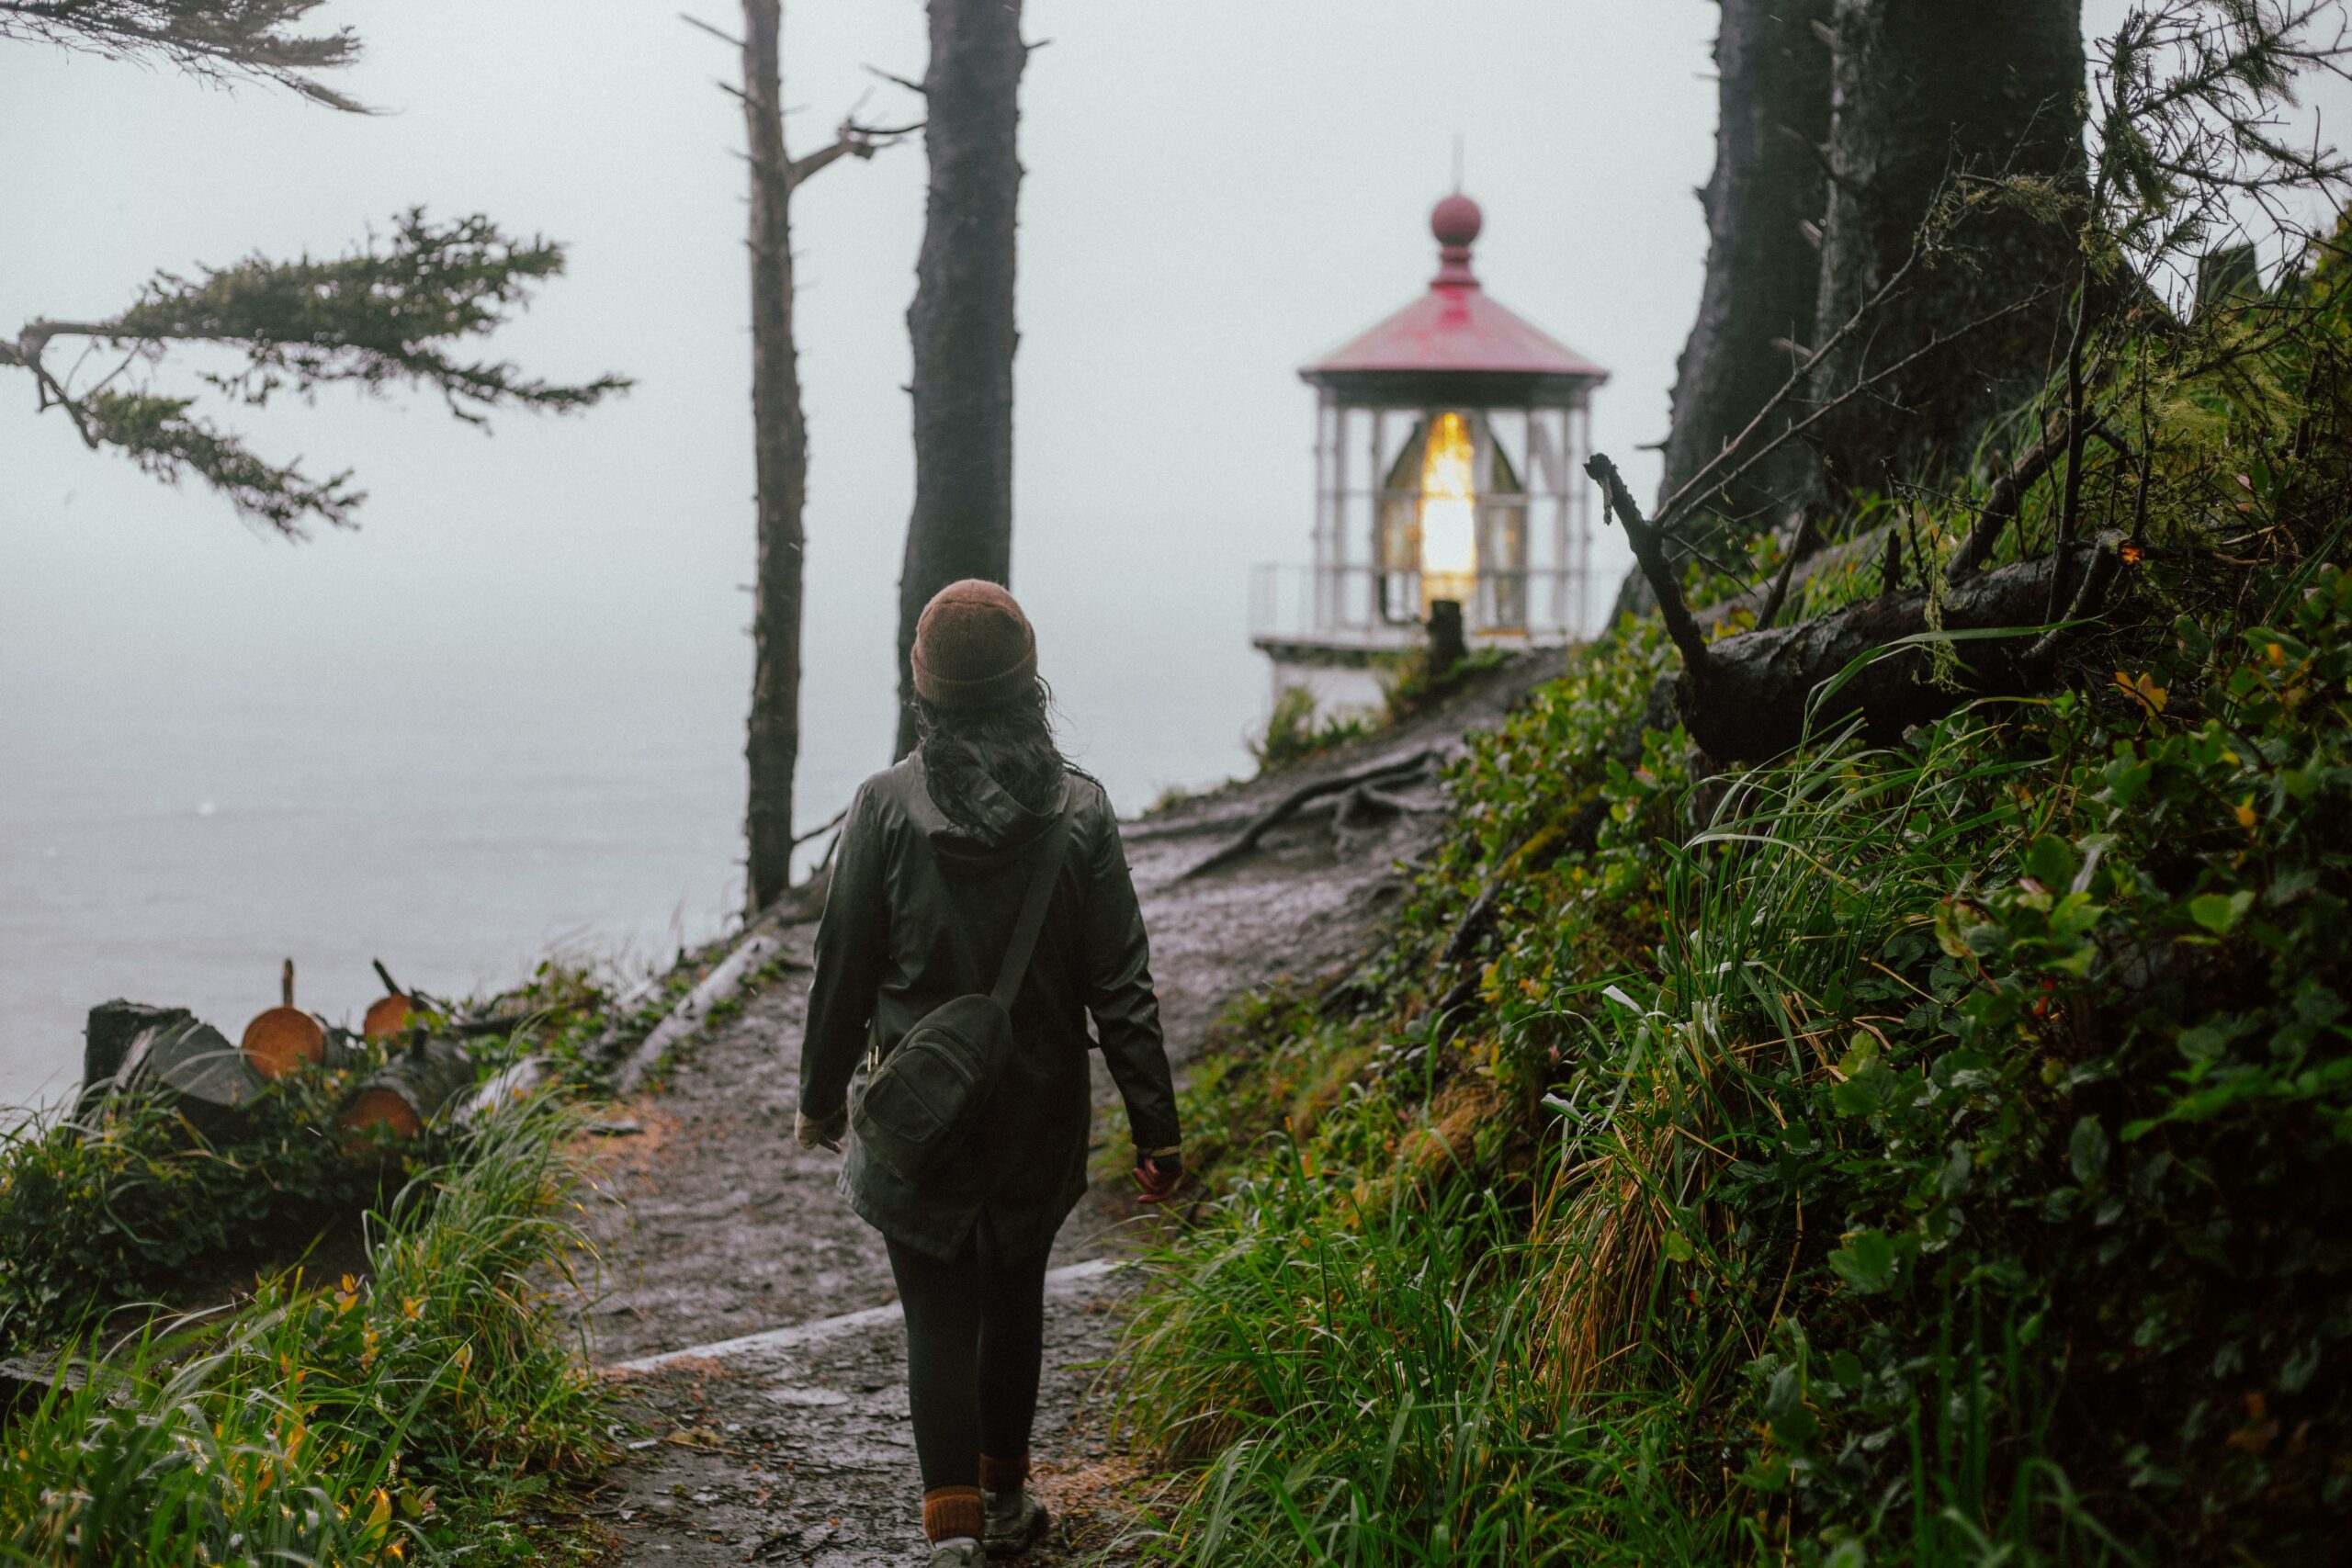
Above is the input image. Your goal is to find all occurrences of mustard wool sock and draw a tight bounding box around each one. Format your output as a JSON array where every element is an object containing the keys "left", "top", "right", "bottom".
[{"left": 922, "top": 1484, "right": 985, "bottom": 1542}]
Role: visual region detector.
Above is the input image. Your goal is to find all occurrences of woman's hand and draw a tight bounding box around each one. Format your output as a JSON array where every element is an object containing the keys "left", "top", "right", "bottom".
[
  {"left": 1133, "top": 1146, "right": 1182, "bottom": 1203},
  {"left": 796, "top": 1107, "right": 847, "bottom": 1154}
]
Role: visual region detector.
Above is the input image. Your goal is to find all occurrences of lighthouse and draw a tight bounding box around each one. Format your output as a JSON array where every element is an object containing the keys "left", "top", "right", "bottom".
[{"left": 1250, "top": 192, "right": 1608, "bottom": 715}]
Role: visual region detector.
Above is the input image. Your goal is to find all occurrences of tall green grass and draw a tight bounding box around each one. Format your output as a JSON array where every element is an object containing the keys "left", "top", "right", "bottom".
[
  {"left": 1123, "top": 1122, "right": 1724, "bottom": 1566},
  {"left": 1127, "top": 536, "right": 2352, "bottom": 1561},
  {"left": 0, "top": 1089, "right": 605, "bottom": 1565}
]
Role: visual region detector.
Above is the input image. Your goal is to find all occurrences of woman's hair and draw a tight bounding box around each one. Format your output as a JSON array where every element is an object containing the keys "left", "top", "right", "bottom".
[{"left": 918, "top": 678, "right": 1068, "bottom": 831}]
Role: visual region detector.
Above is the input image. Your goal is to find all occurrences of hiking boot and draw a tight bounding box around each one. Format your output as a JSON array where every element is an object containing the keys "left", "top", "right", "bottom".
[
  {"left": 926, "top": 1538, "right": 984, "bottom": 1567},
  {"left": 982, "top": 1489, "right": 1048, "bottom": 1557}
]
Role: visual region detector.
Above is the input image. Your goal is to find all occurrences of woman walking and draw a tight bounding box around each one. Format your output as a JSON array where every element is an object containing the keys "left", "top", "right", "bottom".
[{"left": 795, "top": 581, "right": 1182, "bottom": 1564}]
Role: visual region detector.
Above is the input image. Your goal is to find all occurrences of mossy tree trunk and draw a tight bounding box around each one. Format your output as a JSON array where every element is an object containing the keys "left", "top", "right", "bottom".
[
  {"left": 1805, "top": 0, "right": 2086, "bottom": 499},
  {"left": 1657, "top": 0, "right": 1834, "bottom": 527}
]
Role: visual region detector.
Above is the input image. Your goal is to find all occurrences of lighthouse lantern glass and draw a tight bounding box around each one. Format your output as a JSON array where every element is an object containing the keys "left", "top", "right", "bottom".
[{"left": 1419, "top": 411, "right": 1476, "bottom": 611}]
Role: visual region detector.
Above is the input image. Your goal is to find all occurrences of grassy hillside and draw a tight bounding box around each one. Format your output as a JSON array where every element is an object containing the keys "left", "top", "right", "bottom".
[
  {"left": 1119, "top": 237, "right": 2352, "bottom": 1565},
  {"left": 0, "top": 967, "right": 657, "bottom": 1563}
]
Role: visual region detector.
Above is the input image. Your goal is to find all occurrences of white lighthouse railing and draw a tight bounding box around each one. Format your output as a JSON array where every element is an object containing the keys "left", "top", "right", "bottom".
[{"left": 1249, "top": 561, "right": 1588, "bottom": 651}]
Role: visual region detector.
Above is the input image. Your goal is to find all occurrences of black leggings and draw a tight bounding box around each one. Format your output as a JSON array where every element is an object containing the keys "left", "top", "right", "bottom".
[{"left": 886, "top": 1216, "right": 1053, "bottom": 1491}]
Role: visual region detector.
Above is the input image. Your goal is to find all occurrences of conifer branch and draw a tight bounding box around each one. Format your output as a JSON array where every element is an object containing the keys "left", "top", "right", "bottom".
[
  {"left": 0, "top": 0, "right": 368, "bottom": 111},
  {"left": 6, "top": 210, "right": 630, "bottom": 536}
]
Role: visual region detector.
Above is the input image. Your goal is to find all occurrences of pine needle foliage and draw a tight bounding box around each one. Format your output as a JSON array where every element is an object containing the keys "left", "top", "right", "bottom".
[
  {"left": 3, "top": 7, "right": 630, "bottom": 536},
  {"left": 6, "top": 212, "right": 630, "bottom": 537},
  {"left": 0, "top": 0, "right": 364, "bottom": 111}
]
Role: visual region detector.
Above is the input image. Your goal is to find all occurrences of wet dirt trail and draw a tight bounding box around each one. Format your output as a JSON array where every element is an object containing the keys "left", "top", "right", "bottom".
[{"left": 578, "top": 657, "right": 1552, "bottom": 1565}]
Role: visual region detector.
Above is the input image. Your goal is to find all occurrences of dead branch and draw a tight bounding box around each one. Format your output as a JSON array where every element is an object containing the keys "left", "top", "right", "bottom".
[
  {"left": 1949, "top": 422, "right": 2070, "bottom": 576},
  {"left": 1586, "top": 453, "right": 1716, "bottom": 677},
  {"left": 1674, "top": 538, "right": 2123, "bottom": 760},
  {"left": 1753, "top": 509, "right": 1815, "bottom": 632},
  {"left": 1658, "top": 285, "right": 2057, "bottom": 541},
  {"left": 1655, "top": 244, "right": 1925, "bottom": 530},
  {"left": 678, "top": 10, "right": 742, "bottom": 48},
  {"left": 865, "top": 62, "right": 925, "bottom": 96}
]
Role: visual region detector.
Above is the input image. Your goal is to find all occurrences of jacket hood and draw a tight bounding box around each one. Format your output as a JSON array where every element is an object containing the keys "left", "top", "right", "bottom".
[{"left": 896, "top": 752, "right": 1068, "bottom": 866}]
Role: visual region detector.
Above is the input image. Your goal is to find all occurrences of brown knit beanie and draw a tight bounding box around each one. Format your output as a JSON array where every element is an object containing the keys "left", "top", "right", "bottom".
[{"left": 912, "top": 580, "right": 1038, "bottom": 712}]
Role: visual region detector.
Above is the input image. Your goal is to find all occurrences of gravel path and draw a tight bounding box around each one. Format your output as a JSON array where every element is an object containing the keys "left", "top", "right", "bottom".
[{"left": 577, "top": 657, "right": 1552, "bottom": 1564}]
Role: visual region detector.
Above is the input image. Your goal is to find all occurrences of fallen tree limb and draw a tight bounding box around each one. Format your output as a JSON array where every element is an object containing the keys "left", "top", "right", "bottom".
[
  {"left": 1589, "top": 449, "right": 2126, "bottom": 760},
  {"left": 1177, "top": 750, "right": 1435, "bottom": 881},
  {"left": 608, "top": 874, "right": 826, "bottom": 1094},
  {"left": 611, "top": 927, "right": 786, "bottom": 1095},
  {"left": 1676, "top": 538, "right": 2120, "bottom": 760}
]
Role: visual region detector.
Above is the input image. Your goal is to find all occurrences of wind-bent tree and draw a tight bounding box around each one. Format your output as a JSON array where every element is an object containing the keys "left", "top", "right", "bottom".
[
  {"left": 891, "top": 0, "right": 1026, "bottom": 761},
  {"left": 0, "top": 0, "right": 365, "bottom": 108},
  {"left": 707, "top": 0, "right": 911, "bottom": 913},
  {"left": 1, "top": 0, "right": 627, "bottom": 536},
  {"left": 3, "top": 215, "right": 627, "bottom": 536}
]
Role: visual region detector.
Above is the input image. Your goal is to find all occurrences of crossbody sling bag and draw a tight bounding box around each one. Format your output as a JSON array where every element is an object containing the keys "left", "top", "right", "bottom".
[{"left": 851, "top": 795, "right": 1071, "bottom": 1184}]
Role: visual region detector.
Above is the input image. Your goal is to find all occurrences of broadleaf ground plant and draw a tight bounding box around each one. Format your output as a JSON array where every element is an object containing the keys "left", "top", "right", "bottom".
[{"left": 1120, "top": 13, "right": 2352, "bottom": 1558}]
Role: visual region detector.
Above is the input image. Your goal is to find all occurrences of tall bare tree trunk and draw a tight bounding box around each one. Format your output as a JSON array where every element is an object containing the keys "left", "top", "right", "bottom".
[
  {"left": 1623, "top": 0, "right": 1834, "bottom": 618},
  {"left": 1658, "top": 0, "right": 1833, "bottom": 522},
  {"left": 1807, "top": 0, "right": 2085, "bottom": 497},
  {"left": 741, "top": 0, "right": 807, "bottom": 915},
  {"left": 892, "top": 0, "right": 1025, "bottom": 761}
]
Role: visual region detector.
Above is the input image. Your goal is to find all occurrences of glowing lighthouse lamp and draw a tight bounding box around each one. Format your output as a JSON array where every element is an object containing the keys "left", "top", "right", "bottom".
[{"left": 1250, "top": 191, "right": 1609, "bottom": 717}]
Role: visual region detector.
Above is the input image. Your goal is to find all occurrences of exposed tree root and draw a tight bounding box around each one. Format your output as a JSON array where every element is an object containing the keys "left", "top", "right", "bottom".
[{"left": 1177, "top": 750, "right": 1435, "bottom": 881}]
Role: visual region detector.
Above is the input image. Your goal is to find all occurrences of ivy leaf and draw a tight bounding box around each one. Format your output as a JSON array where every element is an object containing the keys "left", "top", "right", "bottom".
[
  {"left": 2069, "top": 1115, "right": 2111, "bottom": 1184},
  {"left": 2187, "top": 890, "right": 2254, "bottom": 936},
  {"left": 1829, "top": 1229, "right": 1898, "bottom": 1293},
  {"left": 2024, "top": 834, "right": 2077, "bottom": 890}
]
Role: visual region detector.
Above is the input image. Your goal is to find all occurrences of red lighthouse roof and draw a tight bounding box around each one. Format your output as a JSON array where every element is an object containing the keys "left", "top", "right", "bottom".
[{"left": 1300, "top": 193, "right": 1608, "bottom": 401}]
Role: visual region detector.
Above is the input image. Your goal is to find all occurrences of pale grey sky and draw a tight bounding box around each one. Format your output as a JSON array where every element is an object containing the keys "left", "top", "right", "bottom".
[{"left": 1, "top": 1, "right": 1726, "bottom": 817}]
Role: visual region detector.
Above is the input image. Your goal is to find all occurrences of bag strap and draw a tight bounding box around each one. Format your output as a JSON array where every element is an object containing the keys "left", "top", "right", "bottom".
[{"left": 989, "top": 786, "right": 1072, "bottom": 1010}]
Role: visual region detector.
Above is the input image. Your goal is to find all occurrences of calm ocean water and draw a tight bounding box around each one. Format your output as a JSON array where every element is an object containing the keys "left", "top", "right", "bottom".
[
  {"left": 0, "top": 629, "right": 1262, "bottom": 1114},
  {"left": 1, "top": 667, "right": 728, "bottom": 1111}
]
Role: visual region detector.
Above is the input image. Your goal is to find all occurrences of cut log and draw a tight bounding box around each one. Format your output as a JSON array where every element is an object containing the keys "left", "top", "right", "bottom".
[
  {"left": 362, "top": 993, "right": 419, "bottom": 1042},
  {"left": 1676, "top": 540, "right": 2118, "bottom": 760},
  {"left": 83, "top": 999, "right": 179, "bottom": 1092},
  {"left": 83, "top": 1000, "right": 265, "bottom": 1139},
  {"left": 240, "top": 1007, "right": 327, "bottom": 1079},
  {"left": 339, "top": 1038, "right": 476, "bottom": 1142},
  {"left": 240, "top": 956, "right": 340, "bottom": 1079}
]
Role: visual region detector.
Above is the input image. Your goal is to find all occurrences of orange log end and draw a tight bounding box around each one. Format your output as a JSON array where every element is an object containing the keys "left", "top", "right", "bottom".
[
  {"left": 363, "top": 994, "right": 417, "bottom": 1042},
  {"left": 240, "top": 1007, "right": 325, "bottom": 1079},
  {"left": 340, "top": 1087, "right": 423, "bottom": 1141}
]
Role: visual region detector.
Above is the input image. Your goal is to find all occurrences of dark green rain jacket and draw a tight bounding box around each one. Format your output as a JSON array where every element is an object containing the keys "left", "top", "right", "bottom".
[{"left": 798, "top": 752, "right": 1179, "bottom": 1260}]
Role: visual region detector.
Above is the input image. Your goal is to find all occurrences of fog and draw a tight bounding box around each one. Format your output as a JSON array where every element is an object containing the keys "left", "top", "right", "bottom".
[{"left": 4, "top": 1, "right": 2343, "bottom": 1105}]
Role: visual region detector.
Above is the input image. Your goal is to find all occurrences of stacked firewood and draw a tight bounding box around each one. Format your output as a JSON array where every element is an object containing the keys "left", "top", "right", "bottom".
[{"left": 80, "top": 959, "right": 478, "bottom": 1143}]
